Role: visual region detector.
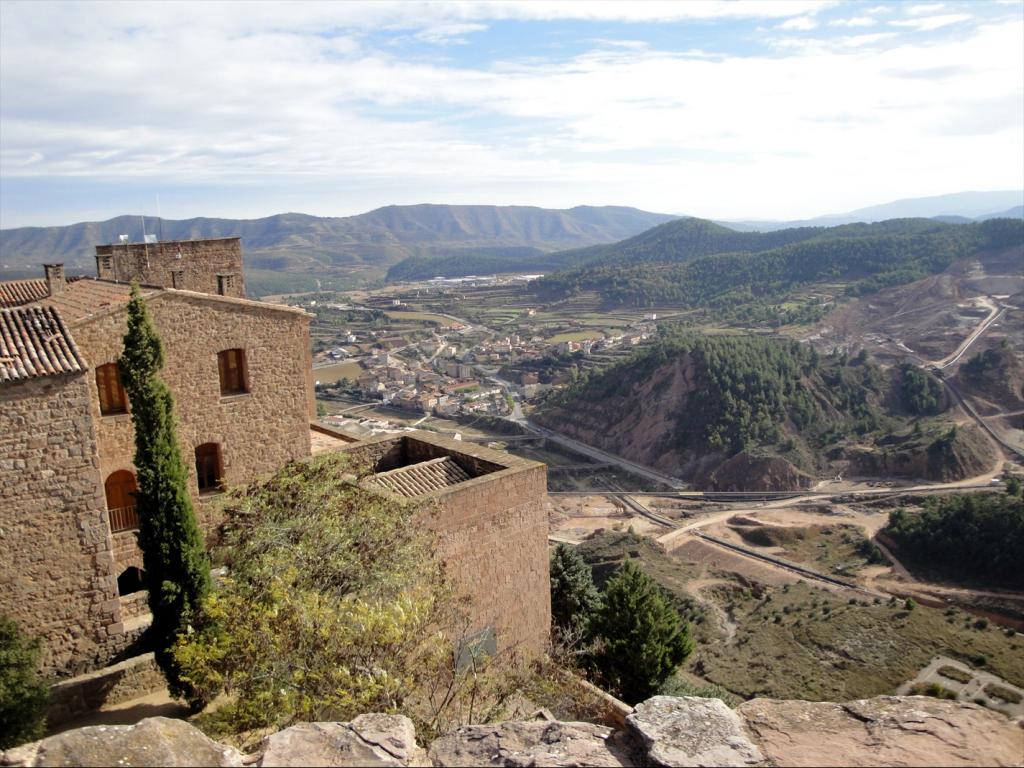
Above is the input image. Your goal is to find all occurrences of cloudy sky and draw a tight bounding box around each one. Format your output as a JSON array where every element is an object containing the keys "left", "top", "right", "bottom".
[{"left": 1, "top": 0, "right": 1021, "bottom": 227}]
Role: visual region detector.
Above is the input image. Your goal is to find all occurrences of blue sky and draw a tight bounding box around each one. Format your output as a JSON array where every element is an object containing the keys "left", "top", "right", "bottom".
[{"left": 1, "top": 0, "right": 1021, "bottom": 227}]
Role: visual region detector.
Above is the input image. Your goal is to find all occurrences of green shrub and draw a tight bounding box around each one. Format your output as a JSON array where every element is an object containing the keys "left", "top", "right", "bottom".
[
  {"left": 0, "top": 617, "right": 49, "bottom": 749},
  {"left": 590, "top": 559, "right": 693, "bottom": 704},
  {"left": 909, "top": 682, "right": 957, "bottom": 700}
]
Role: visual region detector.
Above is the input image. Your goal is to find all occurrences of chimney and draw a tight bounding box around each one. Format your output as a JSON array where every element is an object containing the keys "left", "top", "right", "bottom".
[{"left": 44, "top": 264, "right": 66, "bottom": 296}]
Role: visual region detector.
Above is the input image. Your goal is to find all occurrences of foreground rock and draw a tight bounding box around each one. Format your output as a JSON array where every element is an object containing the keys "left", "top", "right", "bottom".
[
  {"left": 0, "top": 717, "right": 244, "bottom": 767},
  {"left": 427, "top": 720, "right": 636, "bottom": 767},
  {"left": 629, "top": 696, "right": 764, "bottom": 767},
  {"left": 738, "top": 696, "right": 1024, "bottom": 767},
  {"left": 4, "top": 695, "right": 1021, "bottom": 767},
  {"left": 259, "top": 714, "right": 429, "bottom": 766}
]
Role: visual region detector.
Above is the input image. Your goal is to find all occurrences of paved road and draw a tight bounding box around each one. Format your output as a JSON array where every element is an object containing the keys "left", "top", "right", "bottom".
[
  {"left": 520, "top": 419, "right": 685, "bottom": 489},
  {"left": 931, "top": 298, "right": 1004, "bottom": 370}
]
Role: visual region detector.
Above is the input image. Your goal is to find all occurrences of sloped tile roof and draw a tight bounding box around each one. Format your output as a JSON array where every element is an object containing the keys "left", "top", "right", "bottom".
[
  {"left": 368, "top": 456, "right": 472, "bottom": 498},
  {"left": 41, "top": 279, "right": 139, "bottom": 322},
  {"left": 0, "top": 305, "right": 86, "bottom": 384},
  {"left": 0, "top": 279, "right": 50, "bottom": 308}
]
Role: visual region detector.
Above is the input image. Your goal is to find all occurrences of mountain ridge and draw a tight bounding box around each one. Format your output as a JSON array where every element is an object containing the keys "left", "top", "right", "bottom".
[{"left": 0, "top": 204, "right": 677, "bottom": 281}]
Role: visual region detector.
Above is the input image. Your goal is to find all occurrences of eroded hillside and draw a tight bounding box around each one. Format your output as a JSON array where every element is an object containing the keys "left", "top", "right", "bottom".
[{"left": 534, "top": 333, "right": 994, "bottom": 490}]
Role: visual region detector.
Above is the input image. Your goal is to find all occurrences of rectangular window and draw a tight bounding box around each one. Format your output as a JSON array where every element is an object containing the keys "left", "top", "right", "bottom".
[
  {"left": 170, "top": 270, "right": 184, "bottom": 289},
  {"left": 96, "top": 363, "right": 128, "bottom": 415},
  {"left": 195, "top": 443, "right": 223, "bottom": 493},
  {"left": 217, "top": 274, "right": 236, "bottom": 296},
  {"left": 217, "top": 348, "right": 248, "bottom": 396}
]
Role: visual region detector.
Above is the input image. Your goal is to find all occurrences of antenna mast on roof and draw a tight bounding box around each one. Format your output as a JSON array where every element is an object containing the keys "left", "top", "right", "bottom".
[
  {"left": 141, "top": 214, "right": 150, "bottom": 270},
  {"left": 156, "top": 194, "right": 164, "bottom": 243}
]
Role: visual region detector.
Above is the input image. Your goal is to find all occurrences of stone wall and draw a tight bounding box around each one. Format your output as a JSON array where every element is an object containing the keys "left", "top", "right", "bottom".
[
  {"left": 70, "top": 292, "right": 313, "bottom": 563},
  {"left": 111, "top": 531, "right": 142, "bottom": 572},
  {"left": 0, "top": 373, "right": 121, "bottom": 676},
  {"left": 46, "top": 653, "right": 164, "bottom": 727},
  {"left": 94, "top": 239, "right": 245, "bottom": 298},
  {"left": 339, "top": 434, "right": 551, "bottom": 655},
  {"left": 8, "top": 695, "right": 1023, "bottom": 767}
]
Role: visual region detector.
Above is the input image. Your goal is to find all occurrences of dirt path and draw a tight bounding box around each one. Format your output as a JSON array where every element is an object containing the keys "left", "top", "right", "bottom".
[
  {"left": 931, "top": 297, "right": 1002, "bottom": 370},
  {"left": 687, "top": 578, "right": 739, "bottom": 643}
]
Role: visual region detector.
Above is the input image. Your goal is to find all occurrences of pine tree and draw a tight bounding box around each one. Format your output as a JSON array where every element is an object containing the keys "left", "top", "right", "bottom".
[
  {"left": 549, "top": 543, "right": 601, "bottom": 636},
  {"left": 591, "top": 559, "right": 693, "bottom": 704},
  {"left": 0, "top": 617, "right": 49, "bottom": 749},
  {"left": 119, "top": 286, "right": 210, "bottom": 707}
]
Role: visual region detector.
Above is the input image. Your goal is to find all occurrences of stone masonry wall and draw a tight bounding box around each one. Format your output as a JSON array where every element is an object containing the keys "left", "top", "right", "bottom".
[
  {"left": 339, "top": 434, "right": 551, "bottom": 655},
  {"left": 427, "top": 463, "right": 551, "bottom": 654},
  {"left": 0, "top": 374, "right": 121, "bottom": 676},
  {"left": 95, "top": 239, "right": 245, "bottom": 297},
  {"left": 70, "top": 292, "right": 313, "bottom": 561}
]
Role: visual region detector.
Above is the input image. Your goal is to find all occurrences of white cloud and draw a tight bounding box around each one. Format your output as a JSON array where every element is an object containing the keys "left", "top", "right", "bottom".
[
  {"left": 907, "top": 3, "right": 946, "bottom": 15},
  {"left": 0, "top": 3, "right": 1020, "bottom": 223},
  {"left": 891, "top": 14, "right": 972, "bottom": 31},
  {"left": 828, "top": 16, "right": 878, "bottom": 27},
  {"left": 414, "top": 22, "right": 488, "bottom": 44},
  {"left": 779, "top": 16, "right": 819, "bottom": 30}
]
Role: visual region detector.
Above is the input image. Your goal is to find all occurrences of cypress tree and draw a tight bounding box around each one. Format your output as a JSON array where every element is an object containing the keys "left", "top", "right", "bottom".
[
  {"left": 549, "top": 543, "right": 601, "bottom": 636},
  {"left": 592, "top": 558, "right": 693, "bottom": 704},
  {"left": 119, "top": 286, "right": 210, "bottom": 706}
]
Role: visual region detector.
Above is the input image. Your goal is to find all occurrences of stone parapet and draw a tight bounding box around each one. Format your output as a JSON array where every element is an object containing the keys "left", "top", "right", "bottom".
[{"left": 6, "top": 695, "right": 1022, "bottom": 767}]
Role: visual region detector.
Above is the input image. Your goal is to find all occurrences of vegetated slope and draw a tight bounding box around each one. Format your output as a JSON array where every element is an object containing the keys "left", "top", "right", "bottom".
[
  {"left": 0, "top": 204, "right": 676, "bottom": 279},
  {"left": 956, "top": 341, "right": 1024, "bottom": 412},
  {"left": 534, "top": 332, "right": 993, "bottom": 490},
  {"left": 577, "top": 530, "right": 1024, "bottom": 703},
  {"left": 883, "top": 492, "right": 1024, "bottom": 590},
  {"left": 387, "top": 215, "right": 859, "bottom": 281},
  {"left": 531, "top": 218, "right": 1024, "bottom": 309}
]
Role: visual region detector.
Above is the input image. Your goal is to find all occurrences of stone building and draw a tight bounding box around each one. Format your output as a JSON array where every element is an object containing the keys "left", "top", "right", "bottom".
[
  {"left": 0, "top": 239, "right": 314, "bottom": 675},
  {"left": 341, "top": 432, "right": 550, "bottom": 654},
  {"left": 1, "top": 236, "right": 551, "bottom": 679},
  {"left": 94, "top": 237, "right": 245, "bottom": 297}
]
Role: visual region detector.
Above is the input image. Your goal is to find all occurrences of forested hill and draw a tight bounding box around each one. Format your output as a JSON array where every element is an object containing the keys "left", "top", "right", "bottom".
[
  {"left": 384, "top": 215, "right": 1014, "bottom": 282},
  {"left": 387, "top": 216, "right": 824, "bottom": 280},
  {"left": 530, "top": 218, "right": 1024, "bottom": 309},
  {"left": 0, "top": 204, "right": 676, "bottom": 279},
  {"left": 535, "top": 332, "right": 994, "bottom": 490}
]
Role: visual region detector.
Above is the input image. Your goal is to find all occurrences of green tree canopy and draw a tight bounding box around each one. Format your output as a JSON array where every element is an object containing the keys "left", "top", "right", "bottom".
[
  {"left": 118, "top": 286, "right": 210, "bottom": 706},
  {"left": 591, "top": 559, "right": 693, "bottom": 704},
  {"left": 0, "top": 617, "right": 49, "bottom": 749},
  {"left": 174, "top": 453, "right": 459, "bottom": 736},
  {"left": 550, "top": 543, "right": 602, "bottom": 638}
]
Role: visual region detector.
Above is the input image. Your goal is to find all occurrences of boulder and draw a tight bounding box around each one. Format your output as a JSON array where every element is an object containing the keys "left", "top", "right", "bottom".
[
  {"left": 259, "top": 715, "right": 429, "bottom": 767},
  {"left": 738, "top": 695, "right": 1024, "bottom": 767},
  {"left": 426, "top": 720, "right": 636, "bottom": 767},
  {"left": 626, "top": 696, "right": 764, "bottom": 767},
  {"left": 0, "top": 717, "right": 244, "bottom": 767}
]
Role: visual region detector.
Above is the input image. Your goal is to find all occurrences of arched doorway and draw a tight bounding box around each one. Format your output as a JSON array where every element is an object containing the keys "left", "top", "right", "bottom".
[
  {"left": 105, "top": 469, "right": 139, "bottom": 532},
  {"left": 117, "top": 566, "right": 146, "bottom": 596}
]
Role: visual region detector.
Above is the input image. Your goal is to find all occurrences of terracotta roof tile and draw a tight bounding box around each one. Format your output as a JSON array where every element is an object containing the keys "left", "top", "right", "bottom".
[
  {"left": 0, "top": 279, "right": 50, "bottom": 308},
  {"left": 0, "top": 305, "right": 86, "bottom": 384},
  {"left": 41, "top": 279, "right": 139, "bottom": 322},
  {"left": 368, "top": 456, "right": 472, "bottom": 498}
]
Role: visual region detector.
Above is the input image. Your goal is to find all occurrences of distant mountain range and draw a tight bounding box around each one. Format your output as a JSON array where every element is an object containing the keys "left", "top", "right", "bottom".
[
  {"left": 2, "top": 192, "right": 1020, "bottom": 295},
  {"left": 719, "top": 190, "right": 1023, "bottom": 232},
  {"left": 0, "top": 205, "right": 677, "bottom": 289}
]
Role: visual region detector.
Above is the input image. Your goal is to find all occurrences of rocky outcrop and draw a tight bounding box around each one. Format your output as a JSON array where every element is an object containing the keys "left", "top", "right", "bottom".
[
  {"left": 260, "top": 715, "right": 429, "bottom": 767},
  {"left": 738, "top": 696, "right": 1024, "bottom": 767},
  {"left": 698, "top": 453, "right": 813, "bottom": 493},
  {"left": 4, "top": 696, "right": 1022, "bottom": 767},
  {"left": 627, "top": 697, "right": 764, "bottom": 767},
  {"left": 0, "top": 717, "right": 244, "bottom": 767},
  {"left": 427, "top": 720, "right": 636, "bottom": 767}
]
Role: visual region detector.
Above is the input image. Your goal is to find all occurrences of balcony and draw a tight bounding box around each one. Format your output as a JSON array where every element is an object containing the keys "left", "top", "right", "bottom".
[{"left": 108, "top": 505, "right": 139, "bottom": 533}]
